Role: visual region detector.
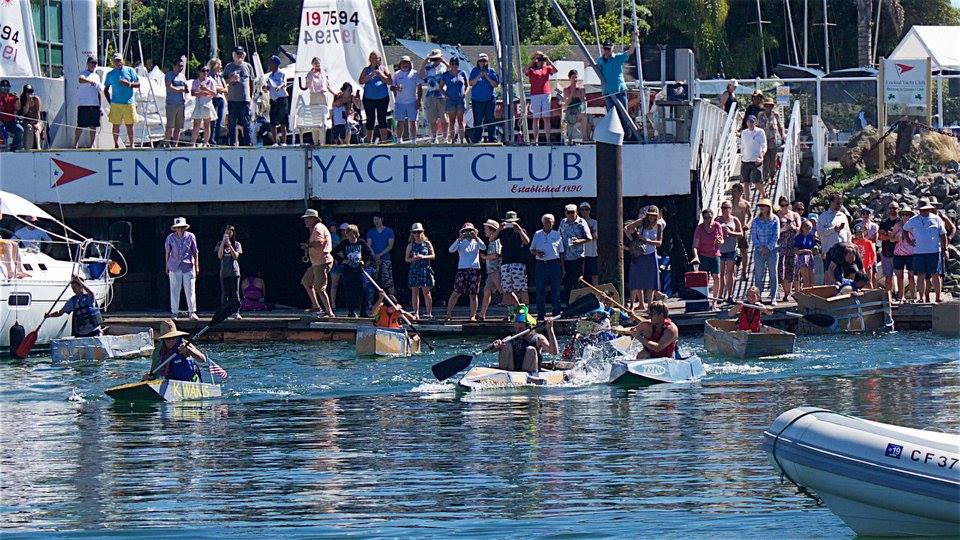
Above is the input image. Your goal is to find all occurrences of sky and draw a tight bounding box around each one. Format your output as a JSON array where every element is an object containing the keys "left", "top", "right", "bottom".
[{"left": 954, "top": 0, "right": 960, "bottom": 8}]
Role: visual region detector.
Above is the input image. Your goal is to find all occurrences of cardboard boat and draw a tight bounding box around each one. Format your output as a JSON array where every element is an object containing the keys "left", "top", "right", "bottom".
[
  {"left": 355, "top": 326, "right": 421, "bottom": 356},
  {"left": 105, "top": 378, "right": 222, "bottom": 403},
  {"left": 51, "top": 331, "right": 154, "bottom": 362},
  {"left": 608, "top": 354, "right": 706, "bottom": 386},
  {"left": 793, "top": 286, "right": 892, "bottom": 333},
  {"left": 456, "top": 366, "right": 568, "bottom": 391},
  {"left": 703, "top": 319, "right": 796, "bottom": 358}
]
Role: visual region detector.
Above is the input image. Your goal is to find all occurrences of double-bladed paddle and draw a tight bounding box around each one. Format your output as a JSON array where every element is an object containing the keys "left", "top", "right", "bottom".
[
  {"left": 146, "top": 300, "right": 239, "bottom": 378},
  {"left": 430, "top": 293, "right": 602, "bottom": 382},
  {"left": 361, "top": 268, "right": 435, "bottom": 351}
]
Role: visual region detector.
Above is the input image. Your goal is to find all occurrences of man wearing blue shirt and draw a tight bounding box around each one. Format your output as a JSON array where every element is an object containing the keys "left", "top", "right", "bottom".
[
  {"left": 595, "top": 33, "right": 637, "bottom": 129},
  {"left": 366, "top": 215, "right": 396, "bottom": 296},
  {"left": 468, "top": 53, "right": 500, "bottom": 143},
  {"left": 103, "top": 53, "right": 141, "bottom": 148}
]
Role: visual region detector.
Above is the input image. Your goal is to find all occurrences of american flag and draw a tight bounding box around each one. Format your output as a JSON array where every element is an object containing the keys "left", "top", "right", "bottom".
[{"left": 208, "top": 359, "right": 229, "bottom": 381}]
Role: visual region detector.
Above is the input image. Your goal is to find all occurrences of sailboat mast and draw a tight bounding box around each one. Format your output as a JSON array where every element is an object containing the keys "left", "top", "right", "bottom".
[
  {"left": 803, "top": 0, "right": 808, "bottom": 67},
  {"left": 753, "top": 0, "right": 768, "bottom": 77},
  {"left": 822, "top": 0, "right": 830, "bottom": 72},
  {"left": 420, "top": 0, "right": 429, "bottom": 41},
  {"left": 207, "top": 0, "right": 218, "bottom": 60}
]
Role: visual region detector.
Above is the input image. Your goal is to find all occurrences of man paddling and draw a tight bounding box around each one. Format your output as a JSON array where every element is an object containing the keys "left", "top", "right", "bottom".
[
  {"left": 728, "top": 286, "right": 773, "bottom": 333},
  {"left": 492, "top": 305, "right": 559, "bottom": 374},
  {"left": 632, "top": 301, "right": 679, "bottom": 359},
  {"left": 44, "top": 276, "right": 103, "bottom": 338},
  {"left": 143, "top": 320, "right": 207, "bottom": 382}
]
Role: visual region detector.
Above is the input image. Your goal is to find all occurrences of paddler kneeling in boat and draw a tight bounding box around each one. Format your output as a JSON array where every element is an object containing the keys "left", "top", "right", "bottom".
[
  {"left": 561, "top": 305, "right": 618, "bottom": 360},
  {"left": 632, "top": 301, "right": 679, "bottom": 359},
  {"left": 494, "top": 305, "right": 559, "bottom": 373},
  {"left": 44, "top": 275, "right": 103, "bottom": 337},
  {"left": 142, "top": 320, "right": 207, "bottom": 382},
  {"left": 371, "top": 291, "right": 420, "bottom": 343},
  {"left": 728, "top": 286, "right": 773, "bottom": 333}
]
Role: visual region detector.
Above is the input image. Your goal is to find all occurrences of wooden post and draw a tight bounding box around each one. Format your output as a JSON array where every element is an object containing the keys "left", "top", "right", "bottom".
[{"left": 596, "top": 142, "right": 625, "bottom": 300}]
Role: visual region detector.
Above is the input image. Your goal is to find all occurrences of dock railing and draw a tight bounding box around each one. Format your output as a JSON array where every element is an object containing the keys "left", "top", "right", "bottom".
[
  {"left": 701, "top": 103, "right": 739, "bottom": 216},
  {"left": 810, "top": 114, "right": 828, "bottom": 183},
  {"left": 773, "top": 101, "right": 802, "bottom": 204}
]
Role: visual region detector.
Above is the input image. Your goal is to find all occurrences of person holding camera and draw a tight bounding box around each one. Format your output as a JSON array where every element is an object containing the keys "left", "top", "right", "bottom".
[
  {"left": 525, "top": 51, "right": 558, "bottom": 144},
  {"left": 445, "top": 223, "right": 486, "bottom": 321},
  {"left": 468, "top": 53, "right": 500, "bottom": 143}
]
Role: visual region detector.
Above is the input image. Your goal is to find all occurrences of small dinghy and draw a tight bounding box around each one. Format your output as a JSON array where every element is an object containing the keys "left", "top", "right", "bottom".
[
  {"left": 105, "top": 378, "right": 222, "bottom": 403},
  {"left": 763, "top": 407, "right": 960, "bottom": 537},
  {"left": 355, "top": 326, "right": 420, "bottom": 356},
  {"left": 608, "top": 354, "right": 706, "bottom": 386},
  {"left": 456, "top": 366, "right": 569, "bottom": 392},
  {"left": 703, "top": 319, "right": 795, "bottom": 358}
]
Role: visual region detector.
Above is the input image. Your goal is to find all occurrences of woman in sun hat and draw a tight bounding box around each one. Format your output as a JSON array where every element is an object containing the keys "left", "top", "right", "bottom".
[
  {"left": 405, "top": 222, "right": 436, "bottom": 319},
  {"left": 165, "top": 217, "right": 200, "bottom": 320},
  {"left": 624, "top": 206, "right": 663, "bottom": 311},
  {"left": 445, "top": 222, "right": 486, "bottom": 320}
]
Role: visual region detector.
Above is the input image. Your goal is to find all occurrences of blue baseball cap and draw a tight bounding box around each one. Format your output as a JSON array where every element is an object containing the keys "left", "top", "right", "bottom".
[
  {"left": 746, "top": 115, "right": 758, "bottom": 123},
  {"left": 271, "top": 55, "right": 281, "bottom": 65}
]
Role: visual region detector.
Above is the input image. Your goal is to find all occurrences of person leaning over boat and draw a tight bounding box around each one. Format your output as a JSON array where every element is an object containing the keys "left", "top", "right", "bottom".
[
  {"left": 494, "top": 306, "right": 559, "bottom": 374},
  {"left": 632, "top": 301, "right": 678, "bottom": 359},
  {"left": 165, "top": 217, "right": 199, "bottom": 320},
  {"left": 143, "top": 320, "right": 206, "bottom": 382},
  {"left": 728, "top": 286, "right": 772, "bottom": 333},
  {"left": 45, "top": 275, "right": 103, "bottom": 338}
]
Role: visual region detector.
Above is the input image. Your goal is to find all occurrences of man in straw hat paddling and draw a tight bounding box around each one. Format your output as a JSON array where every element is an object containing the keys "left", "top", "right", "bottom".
[{"left": 143, "top": 320, "right": 208, "bottom": 382}]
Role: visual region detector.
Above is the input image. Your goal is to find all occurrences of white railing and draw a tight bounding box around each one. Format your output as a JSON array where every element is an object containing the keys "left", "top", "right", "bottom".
[
  {"left": 773, "top": 101, "right": 802, "bottom": 203},
  {"left": 810, "top": 114, "right": 828, "bottom": 181},
  {"left": 701, "top": 103, "right": 740, "bottom": 216}
]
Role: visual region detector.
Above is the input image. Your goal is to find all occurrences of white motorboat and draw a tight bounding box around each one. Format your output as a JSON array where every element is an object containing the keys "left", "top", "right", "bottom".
[
  {"left": 763, "top": 407, "right": 960, "bottom": 537},
  {"left": 1, "top": 190, "right": 124, "bottom": 353}
]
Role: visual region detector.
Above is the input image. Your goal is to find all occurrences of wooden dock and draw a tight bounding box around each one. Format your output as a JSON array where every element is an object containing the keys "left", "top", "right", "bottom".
[{"left": 103, "top": 297, "right": 947, "bottom": 343}]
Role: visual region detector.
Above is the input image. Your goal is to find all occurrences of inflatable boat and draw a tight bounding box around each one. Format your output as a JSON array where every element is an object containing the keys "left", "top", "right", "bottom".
[{"left": 763, "top": 407, "right": 960, "bottom": 537}]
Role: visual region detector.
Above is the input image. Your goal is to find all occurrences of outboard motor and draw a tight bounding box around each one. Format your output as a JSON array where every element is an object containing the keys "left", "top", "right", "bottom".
[{"left": 8, "top": 322, "right": 25, "bottom": 358}]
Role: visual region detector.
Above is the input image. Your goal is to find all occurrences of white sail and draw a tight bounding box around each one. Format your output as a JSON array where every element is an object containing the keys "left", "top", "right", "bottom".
[
  {"left": 291, "top": 0, "right": 388, "bottom": 131},
  {"left": 0, "top": 0, "right": 42, "bottom": 77}
]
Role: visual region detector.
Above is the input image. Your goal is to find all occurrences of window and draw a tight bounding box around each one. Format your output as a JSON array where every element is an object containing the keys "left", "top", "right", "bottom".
[
  {"left": 30, "top": 0, "right": 63, "bottom": 78},
  {"left": 8, "top": 294, "right": 32, "bottom": 307}
]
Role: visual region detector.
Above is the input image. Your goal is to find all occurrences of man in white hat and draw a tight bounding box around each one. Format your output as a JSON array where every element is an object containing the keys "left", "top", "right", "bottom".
[
  {"left": 558, "top": 203, "right": 592, "bottom": 305},
  {"left": 903, "top": 199, "right": 948, "bottom": 303},
  {"left": 468, "top": 52, "right": 500, "bottom": 143},
  {"left": 12, "top": 215, "right": 52, "bottom": 252},
  {"left": 418, "top": 49, "right": 448, "bottom": 142},
  {"left": 393, "top": 55, "right": 422, "bottom": 142},
  {"left": 301, "top": 209, "right": 335, "bottom": 316},
  {"left": 165, "top": 217, "right": 200, "bottom": 320}
]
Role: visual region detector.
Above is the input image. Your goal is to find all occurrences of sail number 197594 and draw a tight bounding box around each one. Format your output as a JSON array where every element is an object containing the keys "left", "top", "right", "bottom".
[{"left": 304, "top": 10, "right": 360, "bottom": 26}]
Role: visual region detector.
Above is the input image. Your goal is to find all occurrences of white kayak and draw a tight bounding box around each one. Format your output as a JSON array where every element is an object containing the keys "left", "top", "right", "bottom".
[
  {"left": 763, "top": 407, "right": 960, "bottom": 537},
  {"left": 456, "top": 366, "right": 569, "bottom": 391},
  {"left": 608, "top": 355, "right": 706, "bottom": 386}
]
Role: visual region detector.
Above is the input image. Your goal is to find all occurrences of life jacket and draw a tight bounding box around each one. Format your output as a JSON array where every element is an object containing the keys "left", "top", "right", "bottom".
[
  {"left": 643, "top": 318, "right": 677, "bottom": 358},
  {"left": 159, "top": 338, "right": 199, "bottom": 382},
  {"left": 71, "top": 292, "right": 103, "bottom": 337},
  {"left": 737, "top": 306, "right": 762, "bottom": 332},
  {"left": 374, "top": 305, "right": 402, "bottom": 329}
]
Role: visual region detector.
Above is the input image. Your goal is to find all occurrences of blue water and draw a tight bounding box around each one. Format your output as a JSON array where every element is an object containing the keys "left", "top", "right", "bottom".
[{"left": 1, "top": 331, "right": 958, "bottom": 538}]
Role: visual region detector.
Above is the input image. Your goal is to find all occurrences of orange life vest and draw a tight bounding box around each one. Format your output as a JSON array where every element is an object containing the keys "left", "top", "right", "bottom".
[
  {"left": 737, "top": 307, "right": 762, "bottom": 332},
  {"left": 374, "top": 306, "right": 402, "bottom": 329}
]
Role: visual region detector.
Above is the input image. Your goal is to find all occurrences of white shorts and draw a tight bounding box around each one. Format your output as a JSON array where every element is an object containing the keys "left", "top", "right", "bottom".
[{"left": 530, "top": 94, "right": 551, "bottom": 118}]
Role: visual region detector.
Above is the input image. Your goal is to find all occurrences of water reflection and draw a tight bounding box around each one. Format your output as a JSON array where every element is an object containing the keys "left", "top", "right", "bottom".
[{"left": 0, "top": 338, "right": 957, "bottom": 536}]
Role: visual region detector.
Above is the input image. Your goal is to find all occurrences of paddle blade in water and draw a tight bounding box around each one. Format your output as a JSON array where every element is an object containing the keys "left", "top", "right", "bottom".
[
  {"left": 803, "top": 313, "right": 835, "bottom": 328},
  {"left": 432, "top": 354, "right": 473, "bottom": 382},
  {"left": 560, "top": 293, "right": 602, "bottom": 319},
  {"left": 13, "top": 331, "right": 38, "bottom": 359}
]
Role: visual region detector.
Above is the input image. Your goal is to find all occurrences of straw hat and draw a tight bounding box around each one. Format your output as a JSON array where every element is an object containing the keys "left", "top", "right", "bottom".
[
  {"left": 171, "top": 217, "right": 190, "bottom": 230},
  {"left": 459, "top": 222, "right": 477, "bottom": 233},
  {"left": 410, "top": 222, "right": 425, "bottom": 232},
  {"left": 503, "top": 210, "right": 520, "bottom": 223},
  {"left": 899, "top": 204, "right": 915, "bottom": 215},
  {"left": 427, "top": 48, "right": 443, "bottom": 59},
  {"left": 645, "top": 206, "right": 659, "bottom": 215},
  {"left": 757, "top": 198, "right": 773, "bottom": 208},
  {"left": 927, "top": 195, "right": 943, "bottom": 208},
  {"left": 483, "top": 219, "right": 500, "bottom": 230},
  {"left": 918, "top": 200, "right": 936, "bottom": 211},
  {"left": 763, "top": 98, "right": 775, "bottom": 106},
  {"left": 300, "top": 209, "right": 320, "bottom": 219},
  {"left": 158, "top": 319, "right": 189, "bottom": 340}
]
